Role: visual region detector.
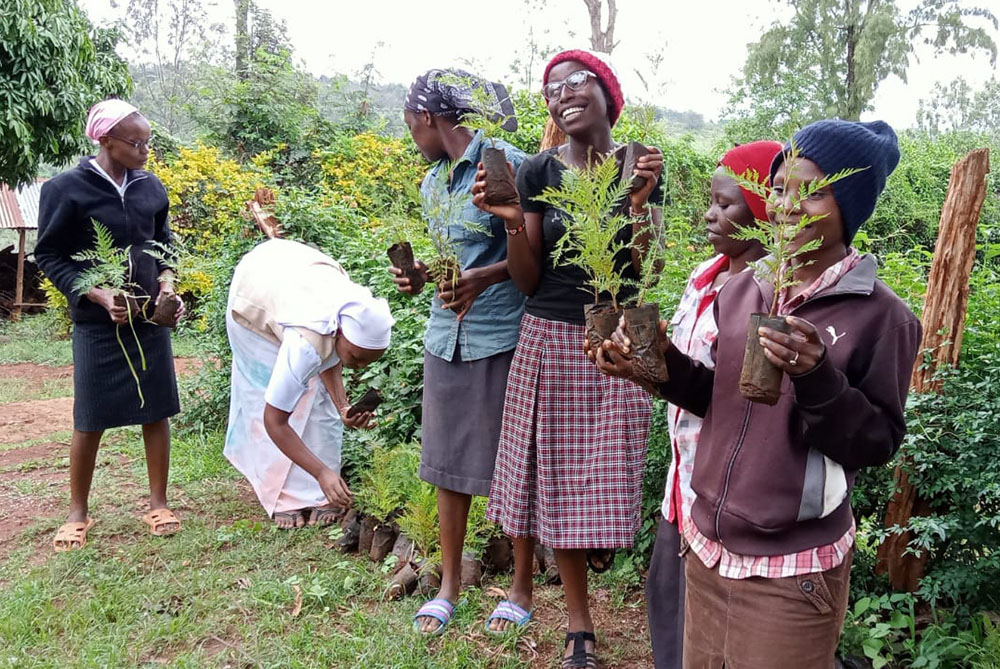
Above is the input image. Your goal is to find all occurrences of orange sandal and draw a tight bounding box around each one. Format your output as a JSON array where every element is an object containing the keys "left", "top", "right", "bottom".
[
  {"left": 53, "top": 517, "right": 95, "bottom": 551},
  {"left": 142, "top": 508, "right": 181, "bottom": 536}
]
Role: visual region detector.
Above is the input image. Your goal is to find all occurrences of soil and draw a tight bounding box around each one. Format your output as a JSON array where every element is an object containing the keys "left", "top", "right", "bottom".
[
  {"left": 150, "top": 293, "right": 182, "bottom": 328},
  {"left": 0, "top": 359, "right": 198, "bottom": 560},
  {"left": 583, "top": 302, "right": 622, "bottom": 354},
  {"left": 386, "top": 242, "right": 426, "bottom": 293}
]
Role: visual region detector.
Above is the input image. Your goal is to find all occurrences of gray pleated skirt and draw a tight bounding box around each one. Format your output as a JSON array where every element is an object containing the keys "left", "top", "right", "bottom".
[
  {"left": 72, "top": 320, "right": 180, "bottom": 431},
  {"left": 419, "top": 347, "right": 515, "bottom": 496}
]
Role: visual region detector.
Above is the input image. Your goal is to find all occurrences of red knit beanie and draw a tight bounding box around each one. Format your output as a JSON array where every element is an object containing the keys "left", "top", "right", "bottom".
[
  {"left": 718, "top": 140, "right": 784, "bottom": 223},
  {"left": 543, "top": 49, "right": 624, "bottom": 126}
]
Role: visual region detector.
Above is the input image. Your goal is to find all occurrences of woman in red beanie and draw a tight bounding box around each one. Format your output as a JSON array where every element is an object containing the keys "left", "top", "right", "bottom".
[
  {"left": 472, "top": 49, "right": 663, "bottom": 668},
  {"left": 644, "top": 140, "right": 781, "bottom": 669}
]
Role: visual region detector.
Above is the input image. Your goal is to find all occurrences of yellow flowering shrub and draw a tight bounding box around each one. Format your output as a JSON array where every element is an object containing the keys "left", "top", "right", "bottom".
[
  {"left": 316, "top": 133, "right": 424, "bottom": 217},
  {"left": 149, "top": 144, "right": 271, "bottom": 254}
]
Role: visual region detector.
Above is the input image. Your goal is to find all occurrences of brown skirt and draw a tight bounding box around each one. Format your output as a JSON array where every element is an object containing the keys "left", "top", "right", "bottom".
[{"left": 419, "top": 347, "right": 515, "bottom": 496}]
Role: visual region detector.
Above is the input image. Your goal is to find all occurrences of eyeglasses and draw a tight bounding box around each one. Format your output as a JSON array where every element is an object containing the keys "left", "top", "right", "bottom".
[
  {"left": 542, "top": 70, "right": 597, "bottom": 101},
  {"left": 106, "top": 134, "right": 152, "bottom": 150}
]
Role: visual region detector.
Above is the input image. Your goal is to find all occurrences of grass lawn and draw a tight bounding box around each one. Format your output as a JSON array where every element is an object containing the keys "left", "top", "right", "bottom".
[{"left": 0, "top": 315, "right": 654, "bottom": 668}]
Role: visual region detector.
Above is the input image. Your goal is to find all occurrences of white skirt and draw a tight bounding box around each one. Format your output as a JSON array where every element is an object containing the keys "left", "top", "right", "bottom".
[{"left": 224, "top": 313, "right": 343, "bottom": 516}]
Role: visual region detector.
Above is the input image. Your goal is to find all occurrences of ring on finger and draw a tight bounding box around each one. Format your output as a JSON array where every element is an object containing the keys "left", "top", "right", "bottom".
[{"left": 789, "top": 351, "right": 800, "bottom": 366}]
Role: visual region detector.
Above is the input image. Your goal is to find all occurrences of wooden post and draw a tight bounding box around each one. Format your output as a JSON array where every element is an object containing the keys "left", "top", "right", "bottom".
[
  {"left": 13, "top": 228, "right": 26, "bottom": 321},
  {"left": 876, "top": 148, "right": 991, "bottom": 591}
]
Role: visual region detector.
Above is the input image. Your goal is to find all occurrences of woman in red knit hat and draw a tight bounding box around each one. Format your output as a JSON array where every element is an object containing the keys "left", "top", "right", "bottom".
[
  {"left": 644, "top": 140, "right": 782, "bottom": 669},
  {"left": 472, "top": 49, "right": 663, "bottom": 668}
]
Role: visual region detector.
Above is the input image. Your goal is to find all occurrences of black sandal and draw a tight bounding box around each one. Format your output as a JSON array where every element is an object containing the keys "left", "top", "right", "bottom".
[
  {"left": 586, "top": 548, "right": 615, "bottom": 574},
  {"left": 562, "top": 631, "right": 598, "bottom": 668}
]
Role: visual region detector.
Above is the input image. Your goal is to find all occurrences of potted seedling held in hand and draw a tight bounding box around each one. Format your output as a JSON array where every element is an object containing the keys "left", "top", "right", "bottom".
[
  {"left": 421, "top": 165, "right": 492, "bottom": 314},
  {"left": 382, "top": 194, "right": 427, "bottom": 294},
  {"left": 142, "top": 239, "right": 190, "bottom": 328},
  {"left": 620, "top": 195, "right": 670, "bottom": 384},
  {"left": 441, "top": 73, "right": 519, "bottom": 206},
  {"left": 726, "top": 145, "right": 864, "bottom": 405},
  {"left": 72, "top": 219, "right": 148, "bottom": 407},
  {"left": 534, "top": 153, "right": 634, "bottom": 351}
]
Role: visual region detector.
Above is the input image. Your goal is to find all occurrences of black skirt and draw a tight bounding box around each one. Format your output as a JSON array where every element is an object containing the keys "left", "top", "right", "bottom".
[{"left": 72, "top": 320, "right": 180, "bottom": 431}]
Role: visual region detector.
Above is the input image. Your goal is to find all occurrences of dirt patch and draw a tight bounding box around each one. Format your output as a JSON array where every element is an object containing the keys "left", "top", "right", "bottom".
[
  {"left": 0, "top": 397, "right": 73, "bottom": 444},
  {"left": 0, "top": 363, "right": 72, "bottom": 396}
]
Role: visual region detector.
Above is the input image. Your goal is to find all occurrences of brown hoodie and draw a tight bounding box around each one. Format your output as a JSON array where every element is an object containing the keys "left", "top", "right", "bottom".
[{"left": 657, "top": 255, "right": 921, "bottom": 556}]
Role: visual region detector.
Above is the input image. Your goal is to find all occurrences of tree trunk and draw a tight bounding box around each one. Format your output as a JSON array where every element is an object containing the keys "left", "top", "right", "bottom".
[
  {"left": 234, "top": 0, "right": 250, "bottom": 81},
  {"left": 876, "top": 148, "right": 990, "bottom": 591},
  {"left": 844, "top": 22, "right": 859, "bottom": 120},
  {"left": 581, "top": 0, "right": 617, "bottom": 54}
]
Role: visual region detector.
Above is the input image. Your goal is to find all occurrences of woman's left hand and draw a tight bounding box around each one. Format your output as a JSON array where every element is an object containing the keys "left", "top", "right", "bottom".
[
  {"left": 338, "top": 405, "right": 376, "bottom": 430},
  {"left": 438, "top": 266, "right": 489, "bottom": 322},
  {"left": 157, "top": 284, "right": 186, "bottom": 321},
  {"left": 629, "top": 146, "right": 664, "bottom": 211},
  {"left": 758, "top": 315, "right": 825, "bottom": 375}
]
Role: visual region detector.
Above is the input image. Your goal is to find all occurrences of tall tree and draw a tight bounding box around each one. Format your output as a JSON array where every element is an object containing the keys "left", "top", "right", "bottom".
[
  {"left": 234, "top": 0, "right": 250, "bottom": 81},
  {"left": 732, "top": 0, "right": 997, "bottom": 127},
  {"left": 124, "top": 0, "right": 224, "bottom": 137},
  {"left": 917, "top": 76, "right": 1000, "bottom": 137},
  {"left": 582, "top": 0, "right": 617, "bottom": 53},
  {"left": 0, "top": 0, "right": 131, "bottom": 186}
]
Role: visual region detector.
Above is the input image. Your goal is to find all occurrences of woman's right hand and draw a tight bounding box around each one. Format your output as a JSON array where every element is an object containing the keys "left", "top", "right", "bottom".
[
  {"left": 317, "top": 468, "right": 353, "bottom": 507},
  {"left": 471, "top": 162, "right": 523, "bottom": 224},
  {"left": 87, "top": 287, "right": 128, "bottom": 324},
  {"left": 389, "top": 260, "right": 428, "bottom": 296}
]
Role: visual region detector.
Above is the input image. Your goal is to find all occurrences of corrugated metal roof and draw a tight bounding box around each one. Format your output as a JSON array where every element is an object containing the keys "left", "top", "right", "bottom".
[{"left": 0, "top": 179, "right": 45, "bottom": 230}]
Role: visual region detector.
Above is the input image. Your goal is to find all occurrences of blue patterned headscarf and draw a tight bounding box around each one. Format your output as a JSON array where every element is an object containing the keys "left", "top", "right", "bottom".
[{"left": 404, "top": 68, "right": 517, "bottom": 132}]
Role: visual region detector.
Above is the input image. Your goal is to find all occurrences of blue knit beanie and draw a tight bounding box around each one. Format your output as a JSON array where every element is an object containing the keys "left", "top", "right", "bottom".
[{"left": 770, "top": 119, "right": 900, "bottom": 244}]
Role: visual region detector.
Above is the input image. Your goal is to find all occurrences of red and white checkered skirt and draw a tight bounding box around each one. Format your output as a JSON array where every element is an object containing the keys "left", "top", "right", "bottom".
[{"left": 486, "top": 313, "right": 653, "bottom": 549}]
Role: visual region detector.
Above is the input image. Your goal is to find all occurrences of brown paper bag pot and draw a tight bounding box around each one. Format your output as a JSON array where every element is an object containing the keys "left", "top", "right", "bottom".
[
  {"left": 113, "top": 293, "right": 147, "bottom": 318},
  {"left": 150, "top": 292, "right": 182, "bottom": 328},
  {"left": 481, "top": 146, "right": 519, "bottom": 205},
  {"left": 583, "top": 302, "right": 622, "bottom": 353},
  {"left": 615, "top": 141, "right": 650, "bottom": 194},
  {"left": 357, "top": 513, "right": 377, "bottom": 555},
  {"left": 624, "top": 303, "right": 669, "bottom": 383},
  {"left": 739, "top": 313, "right": 791, "bottom": 405},
  {"left": 386, "top": 242, "right": 426, "bottom": 293},
  {"left": 369, "top": 521, "right": 398, "bottom": 562}
]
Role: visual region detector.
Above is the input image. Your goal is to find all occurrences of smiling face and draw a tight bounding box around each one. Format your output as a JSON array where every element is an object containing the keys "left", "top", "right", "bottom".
[
  {"left": 544, "top": 60, "right": 610, "bottom": 136},
  {"left": 403, "top": 109, "right": 446, "bottom": 162},
  {"left": 767, "top": 157, "right": 845, "bottom": 256},
  {"left": 705, "top": 167, "right": 761, "bottom": 258},
  {"left": 97, "top": 113, "right": 151, "bottom": 170}
]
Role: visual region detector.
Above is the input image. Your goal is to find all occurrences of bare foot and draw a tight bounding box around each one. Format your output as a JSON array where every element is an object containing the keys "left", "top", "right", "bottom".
[
  {"left": 308, "top": 506, "right": 346, "bottom": 527},
  {"left": 273, "top": 510, "right": 306, "bottom": 529}
]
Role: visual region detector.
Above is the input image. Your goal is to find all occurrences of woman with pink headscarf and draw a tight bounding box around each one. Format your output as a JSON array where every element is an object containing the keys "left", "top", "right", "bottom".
[{"left": 36, "top": 99, "right": 185, "bottom": 550}]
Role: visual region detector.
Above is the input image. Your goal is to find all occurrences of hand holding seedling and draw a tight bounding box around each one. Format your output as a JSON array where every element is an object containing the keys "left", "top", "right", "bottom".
[
  {"left": 758, "top": 315, "right": 824, "bottom": 375},
  {"left": 88, "top": 287, "right": 129, "bottom": 324},
  {"left": 629, "top": 147, "right": 664, "bottom": 211},
  {"left": 318, "top": 468, "right": 353, "bottom": 508},
  {"left": 438, "top": 267, "right": 490, "bottom": 322},
  {"left": 471, "top": 162, "right": 521, "bottom": 223},
  {"left": 389, "top": 261, "right": 429, "bottom": 295}
]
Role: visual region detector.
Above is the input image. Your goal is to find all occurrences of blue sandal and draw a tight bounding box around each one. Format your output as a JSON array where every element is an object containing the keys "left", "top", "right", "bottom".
[
  {"left": 485, "top": 599, "right": 533, "bottom": 634},
  {"left": 413, "top": 598, "right": 457, "bottom": 636}
]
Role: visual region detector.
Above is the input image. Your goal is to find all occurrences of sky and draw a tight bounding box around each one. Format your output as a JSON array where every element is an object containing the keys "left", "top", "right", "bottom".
[{"left": 84, "top": 0, "right": 999, "bottom": 129}]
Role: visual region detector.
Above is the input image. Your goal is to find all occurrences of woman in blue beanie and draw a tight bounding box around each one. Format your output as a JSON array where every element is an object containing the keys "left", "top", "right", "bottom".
[{"left": 593, "top": 119, "right": 921, "bottom": 667}]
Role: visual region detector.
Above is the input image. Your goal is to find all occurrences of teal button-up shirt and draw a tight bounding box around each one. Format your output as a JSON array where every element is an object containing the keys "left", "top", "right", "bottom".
[{"left": 422, "top": 131, "right": 527, "bottom": 362}]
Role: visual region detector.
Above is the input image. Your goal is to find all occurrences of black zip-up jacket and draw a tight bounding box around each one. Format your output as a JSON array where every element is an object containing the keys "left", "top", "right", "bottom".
[
  {"left": 35, "top": 157, "right": 172, "bottom": 324},
  {"left": 657, "top": 255, "right": 921, "bottom": 556}
]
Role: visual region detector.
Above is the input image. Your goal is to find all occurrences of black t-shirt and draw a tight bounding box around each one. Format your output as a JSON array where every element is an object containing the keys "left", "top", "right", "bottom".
[{"left": 516, "top": 147, "right": 664, "bottom": 325}]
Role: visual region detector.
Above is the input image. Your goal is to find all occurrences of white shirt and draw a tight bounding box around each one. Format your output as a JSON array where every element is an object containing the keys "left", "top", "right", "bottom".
[{"left": 263, "top": 328, "right": 341, "bottom": 412}]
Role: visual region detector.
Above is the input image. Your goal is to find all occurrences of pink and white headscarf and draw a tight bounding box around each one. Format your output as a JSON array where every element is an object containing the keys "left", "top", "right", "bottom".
[{"left": 85, "top": 99, "right": 140, "bottom": 145}]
